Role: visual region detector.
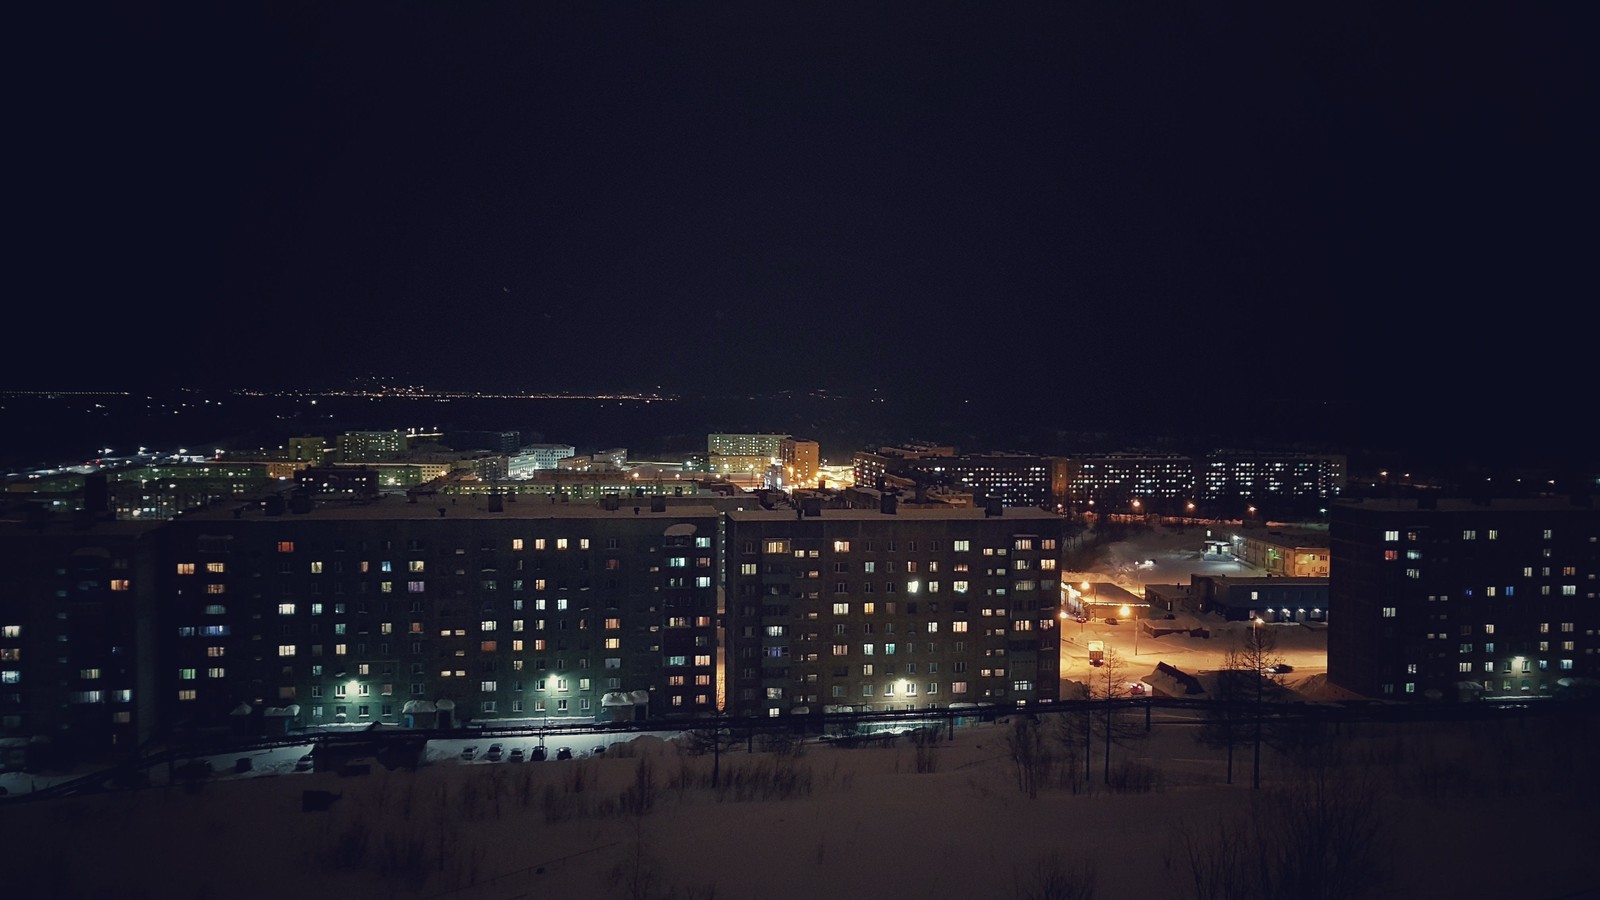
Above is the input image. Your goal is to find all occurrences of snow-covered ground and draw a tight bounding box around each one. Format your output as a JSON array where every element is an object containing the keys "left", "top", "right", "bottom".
[{"left": 1, "top": 713, "right": 1594, "bottom": 900}]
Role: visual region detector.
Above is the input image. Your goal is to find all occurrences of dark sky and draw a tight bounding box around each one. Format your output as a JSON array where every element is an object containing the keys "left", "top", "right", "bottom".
[{"left": 12, "top": 4, "right": 1595, "bottom": 424}]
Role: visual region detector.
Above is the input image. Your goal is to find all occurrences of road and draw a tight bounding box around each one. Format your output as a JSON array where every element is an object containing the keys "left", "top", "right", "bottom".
[{"left": 1057, "top": 521, "right": 1329, "bottom": 692}]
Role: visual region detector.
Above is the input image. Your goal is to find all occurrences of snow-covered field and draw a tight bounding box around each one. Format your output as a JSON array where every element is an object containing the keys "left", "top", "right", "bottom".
[{"left": 1, "top": 712, "right": 1594, "bottom": 900}]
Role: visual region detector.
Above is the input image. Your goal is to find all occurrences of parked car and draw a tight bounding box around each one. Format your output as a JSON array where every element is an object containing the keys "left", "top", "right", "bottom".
[
  {"left": 555, "top": 747, "right": 573, "bottom": 760},
  {"left": 485, "top": 743, "right": 504, "bottom": 761},
  {"left": 508, "top": 747, "right": 526, "bottom": 762},
  {"left": 1268, "top": 663, "right": 1295, "bottom": 674},
  {"left": 1105, "top": 617, "right": 1119, "bottom": 626},
  {"left": 530, "top": 746, "right": 547, "bottom": 761},
  {"left": 294, "top": 753, "right": 315, "bottom": 772},
  {"left": 460, "top": 745, "right": 478, "bottom": 761}
]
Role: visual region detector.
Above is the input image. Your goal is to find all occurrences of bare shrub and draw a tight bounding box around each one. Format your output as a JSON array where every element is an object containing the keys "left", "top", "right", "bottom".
[
  {"left": 1005, "top": 718, "right": 1054, "bottom": 798},
  {"left": 618, "top": 756, "right": 659, "bottom": 817},
  {"left": 1011, "top": 850, "right": 1098, "bottom": 900},
  {"left": 911, "top": 725, "right": 943, "bottom": 774},
  {"left": 1163, "top": 753, "right": 1390, "bottom": 900}
]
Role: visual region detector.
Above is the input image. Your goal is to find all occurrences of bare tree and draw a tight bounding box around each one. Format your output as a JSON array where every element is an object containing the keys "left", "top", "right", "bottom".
[
  {"left": 1092, "top": 647, "right": 1146, "bottom": 785},
  {"left": 1005, "top": 716, "right": 1054, "bottom": 798},
  {"left": 1225, "top": 621, "right": 1286, "bottom": 789}
]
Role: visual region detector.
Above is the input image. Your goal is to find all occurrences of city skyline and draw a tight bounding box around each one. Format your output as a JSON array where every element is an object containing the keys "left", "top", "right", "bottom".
[{"left": 10, "top": 4, "right": 1594, "bottom": 432}]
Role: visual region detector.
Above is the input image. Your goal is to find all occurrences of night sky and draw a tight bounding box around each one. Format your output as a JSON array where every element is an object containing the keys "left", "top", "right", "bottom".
[{"left": 12, "top": 4, "right": 1594, "bottom": 431}]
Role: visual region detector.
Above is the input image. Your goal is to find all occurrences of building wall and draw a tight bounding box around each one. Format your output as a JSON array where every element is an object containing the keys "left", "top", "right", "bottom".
[
  {"left": 1328, "top": 497, "right": 1599, "bottom": 701},
  {"left": 1232, "top": 531, "right": 1331, "bottom": 577},
  {"left": 724, "top": 509, "right": 1065, "bottom": 719},
  {"left": 0, "top": 522, "right": 161, "bottom": 764},
  {"left": 160, "top": 503, "right": 722, "bottom": 733}
]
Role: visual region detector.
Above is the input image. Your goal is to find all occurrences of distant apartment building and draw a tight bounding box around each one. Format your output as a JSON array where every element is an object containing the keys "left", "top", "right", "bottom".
[
  {"left": 708, "top": 433, "right": 789, "bottom": 478},
  {"left": 896, "top": 454, "right": 1069, "bottom": 510},
  {"left": 337, "top": 431, "right": 410, "bottom": 463},
  {"left": 708, "top": 433, "right": 789, "bottom": 459},
  {"left": 1062, "top": 453, "right": 1194, "bottom": 504},
  {"left": 287, "top": 436, "right": 328, "bottom": 465},
  {"left": 1201, "top": 450, "right": 1346, "bottom": 502},
  {"left": 724, "top": 504, "right": 1066, "bottom": 718},
  {"left": 160, "top": 496, "right": 723, "bottom": 732},
  {"left": 778, "top": 439, "right": 821, "bottom": 490},
  {"left": 0, "top": 518, "right": 162, "bottom": 765},
  {"left": 1059, "top": 450, "right": 1347, "bottom": 514},
  {"left": 851, "top": 443, "right": 956, "bottom": 491},
  {"left": 1328, "top": 496, "right": 1599, "bottom": 701},
  {"left": 508, "top": 444, "right": 576, "bottom": 478}
]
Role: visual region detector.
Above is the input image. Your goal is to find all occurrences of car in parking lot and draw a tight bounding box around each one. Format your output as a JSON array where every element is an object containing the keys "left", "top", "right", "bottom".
[
  {"left": 1105, "top": 617, "right": 1119, "bottom": 626},
  {"left": 485, "top": 743, "right": 504, "bottom": 761},
  {"left": 508, "top": 747, "right": 526, "bottom": 762},
  {"left": 294, "top": 753, "right": 315, "bottom": 772},
  {"left": 555, "top": 747, "right": 573, "bottom": 760},
  {"left": 1268, "top": 663, "right": 1295, "bottom": 674},
  {"left": 460, "top": 745, "right": 478, "bottom": 761},
  {"left": 530, "top": 746, "right": 547, "bottom": 761}
]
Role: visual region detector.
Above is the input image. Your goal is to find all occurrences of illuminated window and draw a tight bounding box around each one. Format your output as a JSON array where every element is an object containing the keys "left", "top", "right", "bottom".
[
  {"left": 176, "top": 563, "right": 195, "bottom": 575},
  {"left": 277, "top": 541, "right": 295, "bottom": 553},
  {"left": 278, "top": 603, "right": 296, "bottom": 616}
]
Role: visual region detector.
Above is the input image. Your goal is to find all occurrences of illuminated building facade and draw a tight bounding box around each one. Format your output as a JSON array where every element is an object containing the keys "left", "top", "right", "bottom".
[
  {"left": 724, "top": 505, "right": 1065, "bottom": 718},
  {"left": 337, "top": 431, "right": 410, "bottom": 463},
  {"left": 779, "top": 439, "right": 820, "bottom": 490},
  {"left": 850, "top": 443, "right": 956, "bottom": 491},
  {"left": 896, "top": 454, "right": 1069, "bottom": 509},
  {"left": 1062, "top": 453, "right": 1194, "bottom": 503},
  {"left": 1328, "top": 496, "right": 1599, "bottom": 701},
  {"left": 1229, "top": 527, "right": 1331, "bottom": 577},
  {"left": 1201, "top": 451, "right": 1346, "bottom": 502},
  {"left": 161, "top": 498, "right": 722, "bottom": 731},
  {"left": 507, "top": 443, "right": 576, "bottom": 477}
]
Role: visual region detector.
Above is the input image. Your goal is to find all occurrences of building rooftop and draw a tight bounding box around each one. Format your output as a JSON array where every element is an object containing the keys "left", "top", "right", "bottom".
[
  {"left": 1333, "top": 496, "right": 1594, "bottom": 513},
  {"left": 175, "top": 495, "right": 722, "bottom": 523},
  {"left": 725, "top": 506, "right": 1060, "bottom": 522}
]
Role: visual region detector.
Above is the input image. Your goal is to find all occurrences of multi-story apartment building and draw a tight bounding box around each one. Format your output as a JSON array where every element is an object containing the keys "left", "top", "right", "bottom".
[
  {"left": 1201, "top": 450, "right": 1346, "bottom": 503},
  {"left": 0, "top": 517, "right": 162, "bottom": 765},
  {"left": 1328, "top": 496, "right": 1599, "bottom": 701},
  {"left": 778, "top": 439, "right": 821, "bottom": 490},
  {"left": 896, "top": 454, "right": 1069, "bottom": 509},
  {"left": 851, "top": 443, "right": 955, "bottom": 490},
  {"left": 1061, "top": 453, "right": 1195, "bottom": 505},
  {"left": 160, "top": 496, "right": 721, "bottom": 732},
  {"left": 708, "top": 433, "right": 789, "bottom": 459},
  {"left": 507, "top": 443, "right": 576, "bottom": 477},
  {"left": 287, "top": 436, "right": 328, "bottom": 465},
  {"left": 337, "top": 431, "right": 410, "bottom": 463},
  {"left": 724, "top": 503, "right": 1066, "bottom": 718}
]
